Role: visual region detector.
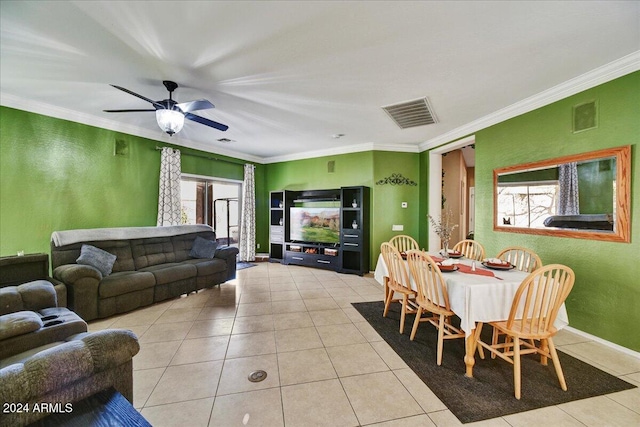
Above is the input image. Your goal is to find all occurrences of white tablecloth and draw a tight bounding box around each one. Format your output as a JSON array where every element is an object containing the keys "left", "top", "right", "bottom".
[{"left": 373, "top": 254, "right": 569, "bottom": 337}]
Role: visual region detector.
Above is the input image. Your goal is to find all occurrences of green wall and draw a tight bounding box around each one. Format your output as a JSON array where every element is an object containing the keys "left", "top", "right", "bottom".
[
  {"left": 0, "top": 106, "right": 266, "bottom": 257},
  {"left": 265, "top": 150, "right": 422, "bottom": 269},
  {"left": 472, "top": 71, "right": 639, "bottom": 351}
]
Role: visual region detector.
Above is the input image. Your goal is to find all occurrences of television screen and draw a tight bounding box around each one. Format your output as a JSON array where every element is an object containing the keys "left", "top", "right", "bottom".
[{"left": 289, "top": 207, "right": 340, "bottom": 244}]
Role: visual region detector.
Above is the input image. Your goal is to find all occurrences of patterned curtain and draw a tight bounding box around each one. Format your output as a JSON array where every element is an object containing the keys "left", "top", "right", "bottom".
[
  {"left": 157, "top": 147, "right": 182, "bottom": 226},
  {"left": 557, "top": 162, "right": 580, "bottom": 215},
  {"left": 239, "top": 164, "right": 256, "bottom": 262}
]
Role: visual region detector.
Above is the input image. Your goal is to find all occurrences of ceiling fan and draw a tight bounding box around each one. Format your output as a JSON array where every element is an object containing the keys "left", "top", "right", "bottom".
[{"left": 104, "top": 80, "right": 228, "bottom": 136}]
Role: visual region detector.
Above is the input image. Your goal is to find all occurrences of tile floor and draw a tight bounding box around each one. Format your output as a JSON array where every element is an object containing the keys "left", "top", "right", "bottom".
[{"left": 89, "top": 262, "right": 640, "bottom": 426}]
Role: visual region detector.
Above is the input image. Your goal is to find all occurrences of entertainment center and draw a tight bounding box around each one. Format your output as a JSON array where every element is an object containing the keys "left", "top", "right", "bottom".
[{"left": 269, "top": 186, "right": 370, "bottom": 275}]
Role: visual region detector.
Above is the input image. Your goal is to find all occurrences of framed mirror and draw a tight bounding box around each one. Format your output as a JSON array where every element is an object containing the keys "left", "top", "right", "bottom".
[{"left": 493, "top": 145, "right": 630, "bottom": 243}]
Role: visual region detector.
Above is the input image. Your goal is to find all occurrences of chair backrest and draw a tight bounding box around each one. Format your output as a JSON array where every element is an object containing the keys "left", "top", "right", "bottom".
[
  {"left": 388, "top": 235, "right": 419, "bottom": 253},
  {"left": 497, "top": 246, "right": 542, "bottom": 273},
  {"left": 453, "top": 239, "right": 485, "bottom": 261},
  {"left": 506, "top": 264, "right": 575, "bottom": 335},
  {"left": 406, "top": 250, "right": 451, "bottom": 310},
  {"left": 380, "top": 242, "right": 411, "bottom": 291}
]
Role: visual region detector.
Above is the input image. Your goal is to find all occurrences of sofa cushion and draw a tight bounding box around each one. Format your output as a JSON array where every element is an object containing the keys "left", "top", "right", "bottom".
[
  {"left": 98, "top": 271, "right": 156, "bottom": 299},
  {"left": 138, "top": 263, "right": 197, "bottom": 285},
  {"left": 77, "top": 244, "right": 117, "bottom": 276},
  {"left": 189, "top": 236, "right": 218, "bottom": 259},
  {"left": 0, "top": 311, "right": 43, "bottom": 340},
  {"left": 131, "top": 237, "right": 176, "bottom": 269},
  {"left": 181, "top": 258, "right": 227, "bottom": 276}
]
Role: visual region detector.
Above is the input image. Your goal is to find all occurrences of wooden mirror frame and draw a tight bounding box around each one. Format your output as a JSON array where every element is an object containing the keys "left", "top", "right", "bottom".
[{"left": 493, "top": 145, "right": 631, "bottom": 243}]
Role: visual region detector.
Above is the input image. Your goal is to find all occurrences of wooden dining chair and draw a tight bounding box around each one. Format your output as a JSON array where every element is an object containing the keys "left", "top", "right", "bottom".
[
  {"left": 452, "top": 239, "right": 485, "bottom": 261},
  {"left": 380, "top": 242, "right": 418, "bottom": 334},
  {"left": 472, "top": 264, "right": 575, "bottom": 399},
  {"left": 388, "top": 235, "right": 419, "bottom": 253},
  {"left": 497, "top": 246, "right": 542, "bottom": 273},
  {"left": 406, "top": 250, "right": 466, "bottom": 365}
]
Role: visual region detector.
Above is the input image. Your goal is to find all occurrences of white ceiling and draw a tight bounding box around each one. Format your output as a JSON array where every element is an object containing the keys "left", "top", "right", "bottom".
[{"left": 1, "top": 1, "right": 638, "bottom": 163}]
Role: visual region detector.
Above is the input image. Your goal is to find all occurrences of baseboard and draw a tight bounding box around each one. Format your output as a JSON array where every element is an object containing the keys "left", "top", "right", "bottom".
[{"left": 564, "top": 326, "right": 640, "bottom": 360}]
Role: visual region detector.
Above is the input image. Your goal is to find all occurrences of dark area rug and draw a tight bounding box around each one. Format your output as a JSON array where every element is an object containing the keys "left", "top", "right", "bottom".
[
  {"left": 236, "top": 262, "right": 257, "bottom": 270},
  {"left": 352, "top": 301, "right": 636, "bottom": 424}
]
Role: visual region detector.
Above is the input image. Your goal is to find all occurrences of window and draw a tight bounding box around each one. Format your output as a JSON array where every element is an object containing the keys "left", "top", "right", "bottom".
[
  {"left": 497, "top": 181, "right": 558, "bottom": 228},
  {"left": 180, "top": 175, "right": 242, "bottom": 246}
]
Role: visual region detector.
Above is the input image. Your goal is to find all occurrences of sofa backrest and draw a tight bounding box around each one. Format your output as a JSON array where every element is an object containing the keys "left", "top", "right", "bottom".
[
  {"left": 131, "top": 237, "right": 176, "bottom": 269},
  {"left": 172, "top": 230, "right": 217, "bottom": 262},
  {"left": 51, "top": 240, "right": 135, "bottom": 273}
]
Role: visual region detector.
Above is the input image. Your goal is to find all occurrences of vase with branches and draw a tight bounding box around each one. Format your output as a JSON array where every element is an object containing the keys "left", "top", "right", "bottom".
[{"left": 428, "top": 207, "right": 458, "bottom": 258}]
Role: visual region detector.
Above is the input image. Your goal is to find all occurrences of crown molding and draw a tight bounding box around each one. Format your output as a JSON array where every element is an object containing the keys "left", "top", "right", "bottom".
[
  {"left": 419, "top": 51, "right": 640, "bottom": 152},
  {"left": 261, "top": 142, "right": 420, "bottom": 164},
  {"left": 0, "top": 93, "right": 263, "bottom": 164}
]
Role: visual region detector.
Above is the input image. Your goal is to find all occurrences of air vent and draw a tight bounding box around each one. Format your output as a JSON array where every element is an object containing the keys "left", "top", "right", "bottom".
[{"left": 382, "top": 97, "right": 438, "bottom": 129}]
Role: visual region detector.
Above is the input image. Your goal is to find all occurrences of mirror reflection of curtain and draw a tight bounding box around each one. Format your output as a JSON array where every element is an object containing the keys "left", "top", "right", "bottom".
[
  {"left": 558, "top": 162, "right": 579, "bottom": 215},
  {"left": 239, "top": 164, "right": 256, "bottom": 262},
  {"left": 157, "top": 147, "right": 182, "bottom": 226}
]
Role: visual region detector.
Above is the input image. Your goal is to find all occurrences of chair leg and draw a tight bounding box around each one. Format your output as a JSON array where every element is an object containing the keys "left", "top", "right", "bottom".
[
  {"left": 491, "top": 328, "right": 499, "bottom": 359},
  {"left": 410, "top": 307, "right": 422, "bottom": 340},
  {"left": 547, "top": 338, "right": 567, "bottom": 391},
  {"left": 513, "top": 337, "right": 521, "bottom": 400},
  {"left": 399, "top": 294, "right": 407, "bottom": 334},
  {"left": 437, "top": 314, "right": 445, "bottom": 366},
  {"left": 540, "top": 338, "right": 549, "bottom": 366},
  {"left": 383, "top": 288, "right": 393, "bottom": 318}
]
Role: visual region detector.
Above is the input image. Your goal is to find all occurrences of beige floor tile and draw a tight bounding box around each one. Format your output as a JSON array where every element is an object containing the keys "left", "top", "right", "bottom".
[
  {"left": 333, "top": 296, "right": 366, "bottom": 308},
  {"left": 370, "top": 340, "right": 409, "bottom": 370},
  {"left": 217, "top": 354, "right": 280, "bottom": 395},
  {"left": 139, "top": 321, "right": 193, "bottom": 343},
  {"left": 354, "top": 284, "right": 385, "bottom": 297},
  {"left": 275, "top": 327, "right": 324, "bottom": 352},
  {"left": 226, "top": 331, "right": 276, "bottom": 359},
  {"left": 340, "top": 371, "right": 423, "bottom": 425},
  {"left": 273, "top": 312, "right": 314, "bottom": 330},
  {"left": 294, "top": 280, "right": 325, "bottom": 290},
  {"left": 112, "top": 310, "right": 164, "bottom": 327},
  {"left": 169, "top": 292, "right": 211, "bottom": 309},
  {"left": 316, "top": 323, "right": 367, "bottom": 347},
  {"left": 236, "top": 301, "right": 272, "bottom": 317},
  {"left": 503, "top": 406, "right": 586, "bottom": 426},
  {"left": 197, "top": 305, "right": 237, "bottom": 320},
  {"left": 209, "top": 388, "right": 284, "bottom": 427},
  {"left": 606, "top": 384, "right": 640, "bottom": 413},
  {"left": 269, "top": 282, "right": 298, "bottom": 292},
  {"left": 553, "top": 329, "right": 592, "bottom": 347},
  {"left": 206, "top": 294, "right": 238, "bottom": 307},
  {"left": 133, "top": 340, "right": 181, "bottom": 370},
  {"left": 303, "top": 297, "right": 340, "bottom": 311},
  {"left": 232, "top": 314, "right": 274, "bottom": 334},
  {"left": 427, "top": 409, "right": 511, "bottom": 426},
  {"left": 124, "top": 325, "right": 151, "bottom": 340},
  {"left": 321, "top": 280, "right": 349, "bottom": 289},
  {"left": 133, "top": 367, "right": 165, "bottom": 409},
  {"left": 369, "top": 414, "right": 436, "bottom": 427},
  {"left": 270, "top": 290, "right": 302, "bottom": 301},
  {"left": 353, "top": 321, "right": 384, "bottom": 341},
  {"left": 560, "top": 341, "right": 640, "bottom": 375},
  {"left": 342, "top": 306, "right": 367, "bottom": 322},
  {"left": 325, "top": 287, "right": 360, "bottom": 298},
  {"left": 87, "top": 316, "right": 119, "bottom": 331},
  {"left": 559, "top": 394, "right": 640, "bottom": 426},
  {"left": 155, "top": 307, "right": 203, "bottom": 324},
  {"left": 326, "top": 343, "right": 389, "bottom": 377},
  {"left": 146, "top": 360, "right": 223, "bottom": 406},
  {"left": 393, "top": 368, "right": 447, "bottom": 413},
  {"left": 299, "top": 288, "right": 332, "bottom": 299},
  {"left": 186, "top": 318, "right": 234, "bottom": 339},
  {"left": 238, "top": 283, "right": 271, "bottom": 293},
  {"left": 170, "top": 335, "right": 229, "bottom": 365},
  {"left": 281, "top": 379, "right": 359, "bottom": 427},
  {"left": 239, "top": 291, "right": 271, "bottom": 304},
  {"left": 277, "top": 348, "right": 337, "bottom": 386},
  {"left": 141, "top": 397, "right": 214, "bottom": 427},
  {"left": 271, "top": 299, "right": 308, "bottom": 314},
  {"left": 309, "top": 308, "right": 353, "bottom": 326}
]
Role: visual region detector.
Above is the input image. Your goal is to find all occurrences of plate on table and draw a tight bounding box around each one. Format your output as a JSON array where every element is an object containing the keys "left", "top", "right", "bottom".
[
  {"left": 447, "top": 251, "right": 463, "bottom": 259},
  {"left": 437, "top": 263, "right": 458, "bottom": 272},
  {"left": 481, "top": 261, "right": 515, "bottom": 270}
]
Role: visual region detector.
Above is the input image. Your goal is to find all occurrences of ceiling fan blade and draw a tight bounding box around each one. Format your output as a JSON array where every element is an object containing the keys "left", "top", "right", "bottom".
[
  {"left": 104, "top": 109, "right": 156, "bottom": 113},
  {"left": 185, "top": 113, "right": 229, "bottom": 131},
  {"left": 110, "top": 84, "right": 163, "bottom": 109},
  {"left": 177, "top": 99, "right": 215, "bottom": 113}
]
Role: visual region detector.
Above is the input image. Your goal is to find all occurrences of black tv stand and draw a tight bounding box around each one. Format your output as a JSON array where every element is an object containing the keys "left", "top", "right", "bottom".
[{"left": 269, "top": 186, "right": 370, "bottom": 275}]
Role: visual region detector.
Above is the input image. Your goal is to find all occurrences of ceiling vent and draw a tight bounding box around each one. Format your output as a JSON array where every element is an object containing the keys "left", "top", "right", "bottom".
[{"left": 382, "top": 97, "right": 438, "bottom": 129}]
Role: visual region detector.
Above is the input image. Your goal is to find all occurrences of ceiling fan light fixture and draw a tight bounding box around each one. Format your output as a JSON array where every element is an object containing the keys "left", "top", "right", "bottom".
[{"left": 156, "top": 109, "right": 184, "bottom": 136}]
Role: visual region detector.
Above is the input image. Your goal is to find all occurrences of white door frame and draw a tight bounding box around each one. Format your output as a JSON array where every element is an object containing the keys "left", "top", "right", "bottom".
[{"left": 427, "top": 135, "right": 476, "bottom": 252}]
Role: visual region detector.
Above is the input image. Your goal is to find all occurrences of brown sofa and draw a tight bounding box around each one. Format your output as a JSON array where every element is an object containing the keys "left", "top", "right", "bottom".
[{"left": 50, "top": 225, "right": 239, "bottom": 321}]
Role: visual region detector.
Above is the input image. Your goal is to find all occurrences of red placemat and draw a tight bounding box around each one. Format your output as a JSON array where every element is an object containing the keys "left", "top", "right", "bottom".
[{"left": 431, "top": 256, "right": 500, "bottom": 279}]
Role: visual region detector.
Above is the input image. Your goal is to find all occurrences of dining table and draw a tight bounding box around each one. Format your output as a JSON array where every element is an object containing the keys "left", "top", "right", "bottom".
[{"left": 373, "top": 252, "right": 569, "bottom": 378}]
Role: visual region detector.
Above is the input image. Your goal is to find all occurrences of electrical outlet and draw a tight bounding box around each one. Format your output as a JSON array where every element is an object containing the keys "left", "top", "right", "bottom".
[
  {"left": 256, "top": 243, "right": 261, "bottom": 249},
  {"left": 392, "top": 225, "right": 404, "bottom": 231},
  {"left": 401, "top": 202, "right": 408, "bottom": 208}
]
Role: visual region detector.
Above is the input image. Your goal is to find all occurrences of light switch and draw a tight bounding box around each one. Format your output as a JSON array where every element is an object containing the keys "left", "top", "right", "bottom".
[
  {"left": 401, "top": 202, "right": 408, "bottom": 208},
  {"left": 392, "top": 225, "right": 404, "bottom": 231}
]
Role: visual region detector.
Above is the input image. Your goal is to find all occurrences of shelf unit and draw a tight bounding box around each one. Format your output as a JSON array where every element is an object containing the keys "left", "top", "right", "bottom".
[{"left": 268, "top": 187, "right": 370, "bottom": 275}]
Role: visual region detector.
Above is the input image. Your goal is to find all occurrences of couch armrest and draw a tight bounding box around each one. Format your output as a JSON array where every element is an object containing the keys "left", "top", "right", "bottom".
[
  {"left": 215, "top": 246, "right": 239, "bottom": 281},
  {"left": 76, "top": 329, "right": 140, "bottom": 372},
  {"left": 53, "top": 265, "right": 101, "bottom": 321},
  {"left": 54, "top": 264, "right": 102, "bottom": 283}
]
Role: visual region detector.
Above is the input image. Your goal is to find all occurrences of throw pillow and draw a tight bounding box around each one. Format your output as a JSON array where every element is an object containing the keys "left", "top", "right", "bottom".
[
  {"left": 189, "top": 236, "right": 218, "bottom": 259},
  {"left": 76, "top": 244, "right": 117, "bottom": 277}
]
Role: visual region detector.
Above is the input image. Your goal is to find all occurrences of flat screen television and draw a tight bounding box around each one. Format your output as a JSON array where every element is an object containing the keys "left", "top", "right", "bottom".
[{"left": 289, "top": 207, "right": 340, "bottom": 244}]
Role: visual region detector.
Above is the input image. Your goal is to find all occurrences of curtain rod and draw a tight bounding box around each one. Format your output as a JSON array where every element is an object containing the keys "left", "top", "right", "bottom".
[{"left": 155, "top": 146, "right": 247, "bottom": 166}]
